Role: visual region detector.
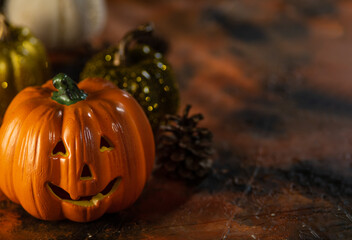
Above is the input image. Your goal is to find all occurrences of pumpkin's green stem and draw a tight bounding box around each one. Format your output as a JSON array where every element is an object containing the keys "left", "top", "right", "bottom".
[
  {"left": 114, "top": 22, "right": 154, "bottom": 66},
  {"left": 0, "top": 14, "right": 9, "bottom": 41},
  {"left": 51, "top": 73, "right": 87, "bottom": 106}
]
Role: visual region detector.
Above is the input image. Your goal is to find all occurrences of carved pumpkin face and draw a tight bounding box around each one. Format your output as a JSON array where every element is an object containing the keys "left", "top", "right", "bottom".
[{"left": 0, "top": 75, "right": 154, "bottom": 222}]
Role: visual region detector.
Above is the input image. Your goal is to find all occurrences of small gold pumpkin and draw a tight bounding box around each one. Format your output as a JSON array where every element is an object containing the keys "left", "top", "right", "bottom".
[{"left": 0, "top": 14, "right": 49, "bottom": 122}]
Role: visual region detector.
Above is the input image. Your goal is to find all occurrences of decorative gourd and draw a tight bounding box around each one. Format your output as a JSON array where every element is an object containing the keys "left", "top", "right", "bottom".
[
  {"left": 0, "top": 14, "right": 49, "bottom": 123},
  {"left": 81, "top": 23, "right": 180, "bottom": 131},
  {"left": 5, "top": 0, "right": 106, "bottom": 49},
  {"left": 0, "top": 73, "right": 155, "bottom": 222}
]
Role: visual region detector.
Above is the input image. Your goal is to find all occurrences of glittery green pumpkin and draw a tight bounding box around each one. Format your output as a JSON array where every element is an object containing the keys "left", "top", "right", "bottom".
[{"left": 80, "top": 23, "right": 180, "bottom": 130}]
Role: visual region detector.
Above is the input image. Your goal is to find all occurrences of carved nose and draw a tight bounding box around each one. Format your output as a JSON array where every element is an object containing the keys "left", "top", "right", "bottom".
[{"left": 80, "top": 164, "right": 93, "bottom": 180}]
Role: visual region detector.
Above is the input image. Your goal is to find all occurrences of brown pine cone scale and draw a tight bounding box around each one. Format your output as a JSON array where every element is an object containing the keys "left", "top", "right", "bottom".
[{"left": 156, "top": 105, "right": 214, "bottom": 180}]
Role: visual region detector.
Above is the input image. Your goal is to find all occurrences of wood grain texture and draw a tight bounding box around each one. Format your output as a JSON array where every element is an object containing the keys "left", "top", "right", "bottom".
[{"left": 1, "top": 0, "right": 352, "bottom": 239}]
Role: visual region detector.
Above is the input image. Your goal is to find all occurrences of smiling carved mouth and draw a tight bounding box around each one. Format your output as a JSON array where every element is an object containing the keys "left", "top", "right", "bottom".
[{"left": 46, "top": 177, "right": 121, "bottom": 207}]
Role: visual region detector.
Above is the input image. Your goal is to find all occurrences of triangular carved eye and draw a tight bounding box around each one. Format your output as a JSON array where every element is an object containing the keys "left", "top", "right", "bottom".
[
  {"left": 52, "top": 140, "right": 67, "bottom": 157},
  {"left": 100, "top": 136, "right": 114, "bottom": 152}
]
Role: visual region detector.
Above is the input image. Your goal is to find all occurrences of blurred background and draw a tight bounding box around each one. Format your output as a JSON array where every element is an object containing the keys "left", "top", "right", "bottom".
[
  {"left": 1, "top": 0, "right": 352, "bottom": 239},
  {"left": 92, "top": 0, "right": 352, "bottom": 176}
]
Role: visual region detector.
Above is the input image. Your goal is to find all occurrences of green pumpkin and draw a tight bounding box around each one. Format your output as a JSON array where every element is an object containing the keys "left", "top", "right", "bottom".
[
  {"left": 0, "top": 14, "right": 49, "bottom": 122},
  {"left": 80, "top": 23, "right": 180, "bottom": 131}
]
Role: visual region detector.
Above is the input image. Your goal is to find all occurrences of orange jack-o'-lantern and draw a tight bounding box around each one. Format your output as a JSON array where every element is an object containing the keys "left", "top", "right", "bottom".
[{"left": 0, "top": 73, "right": 154, "bottom": 222}]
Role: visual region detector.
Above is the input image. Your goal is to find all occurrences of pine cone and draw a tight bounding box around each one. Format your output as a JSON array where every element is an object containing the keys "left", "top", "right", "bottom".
[{"left": 156, "top": 105, "right": 214, "bottom": 180}]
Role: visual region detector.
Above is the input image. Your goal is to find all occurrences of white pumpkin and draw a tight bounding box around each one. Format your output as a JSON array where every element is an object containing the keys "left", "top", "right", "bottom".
[{"left": 5, "top": 0, "right": 107, "bottom": 49}]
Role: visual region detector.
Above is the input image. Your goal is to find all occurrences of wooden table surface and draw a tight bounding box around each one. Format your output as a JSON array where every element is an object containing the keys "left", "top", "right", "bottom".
[{"left": 1, "top": 0, "right": 352, "bottom": 239}]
